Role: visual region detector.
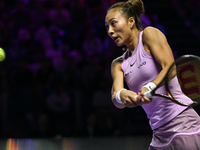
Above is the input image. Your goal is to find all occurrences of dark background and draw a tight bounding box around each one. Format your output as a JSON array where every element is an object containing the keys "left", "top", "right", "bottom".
[{"left": 0, "top": 0, "right": 199, "bottom": 138}]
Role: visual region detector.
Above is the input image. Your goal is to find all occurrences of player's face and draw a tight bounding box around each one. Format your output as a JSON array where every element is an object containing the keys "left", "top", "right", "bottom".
[{"left": 105, "top": 9, "right": 131, "bottom": 46}]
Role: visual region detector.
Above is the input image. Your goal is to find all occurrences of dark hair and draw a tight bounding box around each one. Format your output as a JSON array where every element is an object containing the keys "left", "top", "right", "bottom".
[{"left": 107, "top": 0, "right": 145, "bottom": 30}]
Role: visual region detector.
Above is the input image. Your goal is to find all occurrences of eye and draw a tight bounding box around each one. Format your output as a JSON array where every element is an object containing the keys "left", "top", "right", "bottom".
[{"left": 111, "top": 21, "right": 116, "bottom": 26}]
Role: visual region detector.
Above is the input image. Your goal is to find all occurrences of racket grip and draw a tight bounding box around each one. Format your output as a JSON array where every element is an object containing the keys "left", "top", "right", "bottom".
[{"left": 144, "top": 91, "right": 152, "bottom": 98}]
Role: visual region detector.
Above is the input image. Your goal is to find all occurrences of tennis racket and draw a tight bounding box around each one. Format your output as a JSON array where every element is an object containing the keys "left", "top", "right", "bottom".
[{"left": 144, "top": 54, "right": 200, "bottom": 106}]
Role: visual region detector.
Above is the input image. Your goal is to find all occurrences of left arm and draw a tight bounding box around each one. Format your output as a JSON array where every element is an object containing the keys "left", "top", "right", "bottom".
[{"left": 139, "top": 27, "right": 175, "bottom": 102}]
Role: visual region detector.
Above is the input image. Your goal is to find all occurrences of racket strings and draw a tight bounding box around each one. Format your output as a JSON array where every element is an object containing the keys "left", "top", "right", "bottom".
[{"left": 176, "top": 58, "right": 200, "bottom": 104}]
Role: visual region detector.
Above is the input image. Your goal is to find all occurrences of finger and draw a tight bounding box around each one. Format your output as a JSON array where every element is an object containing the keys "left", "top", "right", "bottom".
[
  {"left": 138, "top": 92, "right": 144, "bottom": 97},
  {"left": 136, "top": 95, "right": 143, "bottom": 100},
  {"left": 129, "top": 98, "right": 138, "bottom": 106},
  {"left": 137, "top": 96, "right": 152, "bottom": 105},
  {"left": 135, "top": 95, "right": 143, "bottom": 105},
  {"left": 124, "top": 102, "right": 137, "bottom": 108},
  {"left": 124, "top": 99, "right": 138, "bottom": 107},
  {"left": 139, "top": 98, "right": 145, "bottom": 105},
  {"left": 125, "top": 103, "right": 137, "bottom": 108},
  {"left": 142, "top": 96, "right": 152, "bottom": 104}
]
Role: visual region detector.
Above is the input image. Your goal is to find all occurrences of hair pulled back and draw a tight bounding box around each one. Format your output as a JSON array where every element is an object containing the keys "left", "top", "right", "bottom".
[{"left": 107, "top": 0, "right": 145, "bottom": 30}]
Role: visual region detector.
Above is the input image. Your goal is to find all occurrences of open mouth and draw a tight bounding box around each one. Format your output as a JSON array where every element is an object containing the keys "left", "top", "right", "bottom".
[{"left": 113, "top": 37, "right": 119, "bottom": 42}]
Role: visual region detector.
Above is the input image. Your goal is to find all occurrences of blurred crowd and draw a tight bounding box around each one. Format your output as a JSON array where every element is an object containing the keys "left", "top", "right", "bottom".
[
  {"left": 171, "top": 0, "right": 200, "bottom": 39},
  {"left": 0, "top": 0, "right": 199, "bottom": 138}
]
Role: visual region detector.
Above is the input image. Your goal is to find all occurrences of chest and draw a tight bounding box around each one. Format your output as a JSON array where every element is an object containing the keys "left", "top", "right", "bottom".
[{"left": 123, "top": 56, "right": 162, "bottom": 92}]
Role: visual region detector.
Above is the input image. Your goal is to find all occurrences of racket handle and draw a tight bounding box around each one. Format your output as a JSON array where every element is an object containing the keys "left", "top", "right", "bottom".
[{"left": 144, "top": 91, "right": 152, "bottom": 98}]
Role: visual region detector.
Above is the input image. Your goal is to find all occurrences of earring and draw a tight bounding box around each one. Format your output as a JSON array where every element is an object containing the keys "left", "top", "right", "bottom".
[{"left": 130, "top": 26, "right": 133, "bottom": 29}]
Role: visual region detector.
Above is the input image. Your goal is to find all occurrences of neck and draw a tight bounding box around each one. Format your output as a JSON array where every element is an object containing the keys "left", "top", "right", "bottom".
[{"left": 126, "top": 29, "right": 140, "bottom": 53}]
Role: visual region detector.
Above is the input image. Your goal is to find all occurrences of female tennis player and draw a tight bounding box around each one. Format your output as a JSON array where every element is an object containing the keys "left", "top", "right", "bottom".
[{"left": 105, "top": 0, "right": 200, "bottom": 149}]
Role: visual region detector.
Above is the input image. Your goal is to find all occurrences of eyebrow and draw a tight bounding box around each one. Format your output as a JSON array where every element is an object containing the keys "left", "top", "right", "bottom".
[{"left": 105, "top": 18, "right": 117, "bottom": 23}]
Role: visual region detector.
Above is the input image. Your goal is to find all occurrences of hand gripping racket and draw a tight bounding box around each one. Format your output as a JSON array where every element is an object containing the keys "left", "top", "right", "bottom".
[{"left": 144, "top": 55, "right": 200, "bottom": 106}]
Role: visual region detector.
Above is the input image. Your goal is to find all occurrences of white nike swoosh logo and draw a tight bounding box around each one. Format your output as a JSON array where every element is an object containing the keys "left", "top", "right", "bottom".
[{"left": 173, "top": 126, "right": 182, "bottom": 132}]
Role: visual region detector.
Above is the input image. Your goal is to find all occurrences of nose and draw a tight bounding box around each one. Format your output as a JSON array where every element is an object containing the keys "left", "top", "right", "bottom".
[{"left": 107, "top": 26, "right": 114, "bottom": 36}]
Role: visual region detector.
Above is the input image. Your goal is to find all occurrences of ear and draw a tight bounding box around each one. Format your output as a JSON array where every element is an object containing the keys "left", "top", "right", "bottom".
[{"left": 128, "top": 17, "right": 135, "bottom": 28}]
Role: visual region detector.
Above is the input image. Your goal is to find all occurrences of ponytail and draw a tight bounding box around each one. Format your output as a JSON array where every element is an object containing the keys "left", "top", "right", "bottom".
[{"left": 107, "top": 0, "right": 145, "bottom": 30}]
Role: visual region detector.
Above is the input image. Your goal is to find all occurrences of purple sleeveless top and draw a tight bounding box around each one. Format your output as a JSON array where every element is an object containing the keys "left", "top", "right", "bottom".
[{"left": 121, "top": 31, "right": 193, "bottom": 130}]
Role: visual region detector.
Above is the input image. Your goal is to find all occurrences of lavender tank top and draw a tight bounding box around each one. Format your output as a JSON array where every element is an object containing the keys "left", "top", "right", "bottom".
[{"left": 121, "top": 31, "right": 193, "bottom": 130}]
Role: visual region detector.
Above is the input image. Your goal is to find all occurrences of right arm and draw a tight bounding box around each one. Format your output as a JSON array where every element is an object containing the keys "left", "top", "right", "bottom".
[{"left": 111, "top": 56, "right": 139, "bottom": 109}]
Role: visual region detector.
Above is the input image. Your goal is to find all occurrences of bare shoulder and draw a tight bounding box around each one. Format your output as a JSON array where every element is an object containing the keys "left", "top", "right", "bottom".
[
  {"left": 112, "top": 56, "right": 123, "bottom": 66},
  {"left": 143, "top": 26, "right": 159, "bottom": 33},
  {"left": 142, "top": 27, "right": 166, "bottom": 44},
  {"left": 111, "top": 56, "right": 123, "bottom": 70}
]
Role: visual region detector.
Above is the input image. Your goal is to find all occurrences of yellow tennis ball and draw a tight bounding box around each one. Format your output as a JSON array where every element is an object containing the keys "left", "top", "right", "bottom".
[{"left": 0, "top": 48, "right": 5, "bottom": 61}]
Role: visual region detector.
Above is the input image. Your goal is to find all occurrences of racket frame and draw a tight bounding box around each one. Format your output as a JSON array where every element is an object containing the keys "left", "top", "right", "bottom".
[{"left": 150, "top": 55, "right": 200, "bottom": 106}]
